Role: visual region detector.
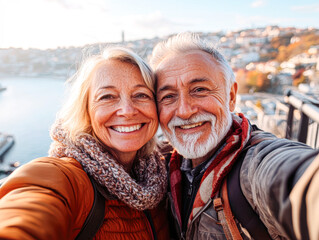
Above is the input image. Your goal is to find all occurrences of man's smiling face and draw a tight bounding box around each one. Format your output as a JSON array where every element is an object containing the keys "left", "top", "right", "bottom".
[{"left": 156, "top": 50, "right": 237, "bottom": 160}]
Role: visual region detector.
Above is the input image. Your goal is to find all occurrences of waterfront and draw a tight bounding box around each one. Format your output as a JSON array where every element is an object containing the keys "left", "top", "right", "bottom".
[{"left": 0, "top": 77, "right": 66, "bottom": 172}]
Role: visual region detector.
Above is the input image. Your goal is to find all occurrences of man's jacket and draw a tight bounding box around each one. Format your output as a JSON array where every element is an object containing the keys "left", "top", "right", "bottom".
[{"left": 166, "top": 127, "right": 319, "bottom": 240}]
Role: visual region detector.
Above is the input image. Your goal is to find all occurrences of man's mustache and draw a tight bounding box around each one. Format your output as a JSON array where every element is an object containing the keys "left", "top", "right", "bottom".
[{"left": 167, "top": 113, "right": 216, "bottom": 132}]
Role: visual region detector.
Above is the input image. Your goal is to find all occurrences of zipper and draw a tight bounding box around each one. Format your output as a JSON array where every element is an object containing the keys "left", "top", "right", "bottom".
[
  {"left": 144, "top": 210, "right": 157, "bottom": 240},
  {"left": 187, "top": 183, "right": 193, "bottom": 195},
  {"left": 167, "top": 192, "right": 183, "bottom": 237},
  {"left": 169, "top": 181, "right": 196, "bottom": 240},
  {"left": 181, "top": 183, "right": 194, "bottom": 240}
]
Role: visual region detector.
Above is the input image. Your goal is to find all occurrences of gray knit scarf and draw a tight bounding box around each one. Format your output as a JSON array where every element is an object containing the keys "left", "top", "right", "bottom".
[{"left": 48, "top": 123, "right": 167, "bottom": 211}]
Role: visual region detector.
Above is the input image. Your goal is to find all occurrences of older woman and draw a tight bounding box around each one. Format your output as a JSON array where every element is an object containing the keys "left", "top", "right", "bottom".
[{"left": 0, "top": 47, "right": 169, "bottom": 239}]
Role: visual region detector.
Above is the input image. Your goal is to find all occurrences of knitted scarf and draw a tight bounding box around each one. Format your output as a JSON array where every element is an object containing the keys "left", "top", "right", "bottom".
[
  {"left": 168, "top": 113, "right": 251, "bottom": 226},
  {"left": 48, "top": 123, "right": 167, "bottom": 211}
]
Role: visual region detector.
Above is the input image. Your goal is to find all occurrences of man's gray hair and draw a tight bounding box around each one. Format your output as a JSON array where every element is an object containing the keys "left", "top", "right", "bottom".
[{"left": 150, "top": 32, "right": 236, "bottom": 93}]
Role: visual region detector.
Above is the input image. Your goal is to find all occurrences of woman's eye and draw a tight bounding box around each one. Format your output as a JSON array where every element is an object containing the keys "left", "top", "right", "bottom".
[
  {"left": 99, "top": 94, "right": 115, "bottom": 100},
  {"left": 135, "top": 93, "right": 152, "bottom": 99}
]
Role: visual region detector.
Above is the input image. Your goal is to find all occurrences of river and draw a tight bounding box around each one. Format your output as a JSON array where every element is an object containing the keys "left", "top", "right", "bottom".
[{"left": 0, "top": 77, "right": 66, "bottom": 172}]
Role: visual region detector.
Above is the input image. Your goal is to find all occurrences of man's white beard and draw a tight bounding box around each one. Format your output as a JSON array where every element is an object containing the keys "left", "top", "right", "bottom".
[{"left": 162, "top": 109, "right": 232, "bottom": 159}]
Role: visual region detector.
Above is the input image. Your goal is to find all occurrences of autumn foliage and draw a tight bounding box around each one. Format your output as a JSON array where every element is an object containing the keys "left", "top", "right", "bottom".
[{"left": 273, "top": 32, "right": 319, "bottom": 62}]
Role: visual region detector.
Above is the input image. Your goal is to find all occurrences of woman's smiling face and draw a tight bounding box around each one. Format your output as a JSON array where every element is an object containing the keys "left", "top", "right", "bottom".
[{"left": 88, "top": 60, "right": 158, "bottom": 167}]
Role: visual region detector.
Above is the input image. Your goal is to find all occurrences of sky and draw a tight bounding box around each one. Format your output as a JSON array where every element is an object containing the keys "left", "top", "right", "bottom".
[{"left": 0, "top": 0, "right": 319, "bottom": 49}]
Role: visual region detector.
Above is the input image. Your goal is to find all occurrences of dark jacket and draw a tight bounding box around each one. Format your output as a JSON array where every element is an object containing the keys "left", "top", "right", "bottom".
[{"left": 166, "top": 127, "right": 319, "bottom": 239}]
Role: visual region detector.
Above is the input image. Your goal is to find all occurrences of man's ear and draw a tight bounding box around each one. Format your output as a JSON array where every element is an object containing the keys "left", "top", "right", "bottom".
[{"left": 229, "top": 82, "right": 237, "bottom": 112}]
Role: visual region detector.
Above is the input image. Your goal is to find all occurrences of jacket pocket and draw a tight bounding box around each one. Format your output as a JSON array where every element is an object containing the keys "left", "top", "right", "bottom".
[{"left": 196, "top": 209, "right": 227, "bottom": 240}]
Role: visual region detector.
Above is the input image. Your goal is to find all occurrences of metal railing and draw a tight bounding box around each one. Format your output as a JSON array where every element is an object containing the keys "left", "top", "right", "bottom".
[{"left": 285, "top": 90, "right": 319, "bottom": 148}]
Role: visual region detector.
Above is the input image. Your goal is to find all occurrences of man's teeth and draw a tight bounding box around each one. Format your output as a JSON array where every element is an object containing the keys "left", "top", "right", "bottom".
[
  {"left": 179, "top": 122, "right": 204, "bottom": 129},
  {"left": 112, "top": 124, "right": 142, "bottom": 133}
]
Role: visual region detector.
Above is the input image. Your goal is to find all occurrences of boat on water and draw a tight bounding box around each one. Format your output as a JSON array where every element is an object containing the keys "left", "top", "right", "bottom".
[
  {"left": 0, "top": 133, "right": 14, "bottom": 160},
  {"left": 0, "top": 83, "right": 6, "bottom": 91},
  {"left": 0, "top": 133, "right": 15, "bottom": 177}
]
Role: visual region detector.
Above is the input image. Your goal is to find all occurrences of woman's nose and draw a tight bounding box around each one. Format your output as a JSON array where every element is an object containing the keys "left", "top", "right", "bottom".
[{"left": 116, "top": 98, "right": 138, "bottom": 118}]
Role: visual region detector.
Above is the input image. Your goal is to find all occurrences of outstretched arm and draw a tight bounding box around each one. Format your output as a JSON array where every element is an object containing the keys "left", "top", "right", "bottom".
[
  {"left": 240, "top": 136, "right": 319, "bottom": 239},
  {"left": 289, "top": 154, "right": 319, "bottom": 240},
  {"left": 0, "top": 157, "right": 94, "bottom": 240}
]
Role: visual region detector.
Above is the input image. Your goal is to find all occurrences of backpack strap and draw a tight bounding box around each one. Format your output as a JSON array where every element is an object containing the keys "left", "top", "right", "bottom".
[
  {"left": 75, "top": 176, "right": 105, "bottom": 240},
  {"left": 214, "top": 128, "right": 274, "bottom": 240},
  {"left": 214, "top": 179, "right": 243, "bottom": 240},
  {"left": 227, "top": 138, "right": 272, "bottom": 240}
]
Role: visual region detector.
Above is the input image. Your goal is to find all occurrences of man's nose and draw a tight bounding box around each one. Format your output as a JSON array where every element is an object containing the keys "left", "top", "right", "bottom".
[
  {"left": 176, "top": 95, "right": 198, "bottom": 119},
  {"left": 116, "top": 98, "right": 138, "bottom": 118}
]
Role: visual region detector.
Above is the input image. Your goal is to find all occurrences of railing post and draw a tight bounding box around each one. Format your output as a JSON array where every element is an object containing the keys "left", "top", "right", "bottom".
[
  {"left": 297, "top": 112, "right": 309, "bottom": 143},
  {"left": 285, "top": 104, "right": 294, "bottom": 140},
  {"left": 284, "top": 89, "right": 319, "bottom": 147}
]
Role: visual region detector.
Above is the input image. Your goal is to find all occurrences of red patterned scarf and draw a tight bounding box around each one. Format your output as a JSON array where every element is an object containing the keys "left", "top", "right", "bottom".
[{"left": 168, "top": 113, "right": 251, "bottom": 227}]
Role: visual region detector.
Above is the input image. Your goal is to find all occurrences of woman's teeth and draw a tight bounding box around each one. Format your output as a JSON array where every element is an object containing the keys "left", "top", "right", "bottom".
[{"left": 112, "top": 124, "right": 142, "bottom": 133}]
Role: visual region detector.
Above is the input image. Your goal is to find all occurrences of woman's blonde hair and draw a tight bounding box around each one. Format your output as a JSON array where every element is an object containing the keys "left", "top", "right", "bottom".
[{"left": 56, "top": 46, "right": 157, "bottom": 157}]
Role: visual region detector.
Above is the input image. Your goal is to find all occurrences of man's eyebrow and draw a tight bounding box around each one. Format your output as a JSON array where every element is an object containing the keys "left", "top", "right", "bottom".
[
  {"left": 189, "top": 77, "right": 210, "bottom": 84},
  {"left": 157, "top": 85, "right": 175, "bottom": 93},
  {"left": 157, "top": 78, "right": 210, "bottom": 93}
]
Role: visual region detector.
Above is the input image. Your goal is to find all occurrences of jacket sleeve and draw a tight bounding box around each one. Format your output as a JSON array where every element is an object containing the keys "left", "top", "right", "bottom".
[
  {"left": 240, "top": 135, "right": 319, "bottom": 239},
  {"left": 0, "top": 157, "right": 94, "bottom": 240},
  {"left": 289, "top": 154, "right": 319, "bottom": 240}
]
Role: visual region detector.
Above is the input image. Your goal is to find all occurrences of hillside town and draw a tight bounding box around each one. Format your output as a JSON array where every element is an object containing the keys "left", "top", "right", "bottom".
[
  {"left": 0, "top": 26, "right": 318, "bottom": 84},
  {"left": 0, "top": 25, "right": 319, "bottom": 146}
]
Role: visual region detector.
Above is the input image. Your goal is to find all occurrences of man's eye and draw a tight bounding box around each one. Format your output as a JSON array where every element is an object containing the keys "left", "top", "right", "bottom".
[
  {"left": 193, "top": 87, "right": 208, "bottom": 93},
  {"left": 162, "top": 94, "right": 173, "bottom": 100},
  {"left": 159, "top": 94, "right": 176, "bottom": 103}
]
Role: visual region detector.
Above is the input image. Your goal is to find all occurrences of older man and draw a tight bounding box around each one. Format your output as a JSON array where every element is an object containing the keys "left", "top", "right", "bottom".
[{"left": 151, "top": 33, "right": 319, "bottom": 240}]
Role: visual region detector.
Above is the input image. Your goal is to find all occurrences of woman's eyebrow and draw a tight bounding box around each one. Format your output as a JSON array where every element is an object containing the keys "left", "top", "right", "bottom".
[
  {"left": 134, "top": 84, "right": 149, "bottom": 89},
  {"left": 97, "top": 85, "right": 116, "bottom": 90}
]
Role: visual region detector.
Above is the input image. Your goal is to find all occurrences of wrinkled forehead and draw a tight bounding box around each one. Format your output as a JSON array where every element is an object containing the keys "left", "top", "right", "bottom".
[
  {"left": 91, "top": 60, "right": 140, "bottom": 86},
  {"left": 95, "top": 59, "right": 138, "bottom": 76},
  {"left": 155, "top": 50, "right": 225, "bottom": 89}
]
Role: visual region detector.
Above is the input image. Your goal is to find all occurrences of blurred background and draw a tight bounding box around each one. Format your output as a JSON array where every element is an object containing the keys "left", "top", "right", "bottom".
[{"left": 1, "top": 0, "right": 319, "bottom": 176}]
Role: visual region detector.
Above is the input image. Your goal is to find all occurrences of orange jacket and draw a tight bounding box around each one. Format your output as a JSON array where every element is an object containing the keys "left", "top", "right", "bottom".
[{"left": 0, "top": 157, "right": 169, "bottom": 240}]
